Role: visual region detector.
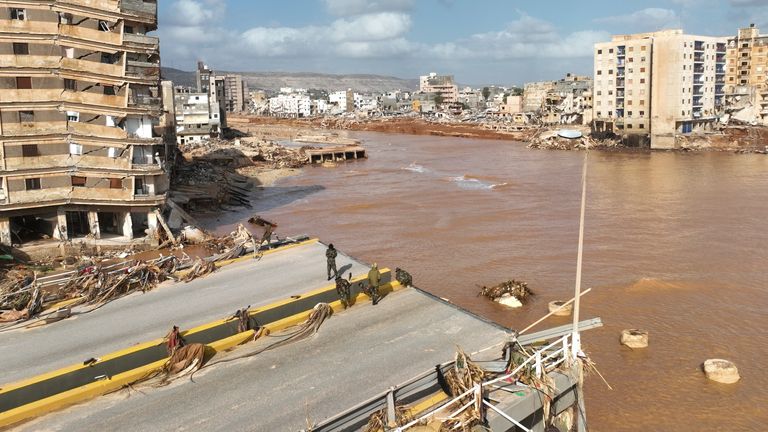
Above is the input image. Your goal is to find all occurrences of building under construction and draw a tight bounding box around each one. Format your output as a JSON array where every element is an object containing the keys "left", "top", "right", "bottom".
[{"left": 0, "top": 0, "right": 172, "bottom": 247}]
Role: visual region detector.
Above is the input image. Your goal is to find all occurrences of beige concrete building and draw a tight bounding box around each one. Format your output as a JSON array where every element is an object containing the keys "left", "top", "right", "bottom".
[
  {"left": 0, "top": 0, "right": 171, "bottom": 246},
  {"left": 419, "top": 72, "right": 458, "bottom": 104},
  {"left": 522, "top": 81, "right": 555, "bottom": 112},
  {"left": 725, "top": 24, "right": 768, "bottom": 122},
  {"left": 222, "top": 74, "right": 248, "bottom": 112},
  {"left": 593, "top": 30, "right": 727, "bottom": 149}
]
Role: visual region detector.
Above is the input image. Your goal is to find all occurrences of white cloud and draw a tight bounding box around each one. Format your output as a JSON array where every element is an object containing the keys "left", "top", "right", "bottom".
[
  {"left": 330, "top": 12, "right": 412, "bottom": 42},
  {"left": 322, "top": 0, "right": 414, "bottom": 16},
  {"left": 166, "top": 0, "right": 226, "bottom": 26},
  {"left": 595, "top": 8, "right": 681, "bottom": 31}
]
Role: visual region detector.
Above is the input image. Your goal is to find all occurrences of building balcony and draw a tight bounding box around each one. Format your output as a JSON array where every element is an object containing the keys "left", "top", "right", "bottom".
[
  {"left": 125, "top": 60, "right": 160, "bottom": 79},
  {"left": 59, "top": 0, "right": 120, "bottom": 13},
  {"left": 128, "top": 94, "right": 161, "bottom": 109},
  {"left": 694, "top": 41, "right": 704, "bottom": 51},
  {"left": 716, "top": 55, "right": 726, "bottom": 63},
  {"left": 122, "top": 33, "right": 160, "bottom": 51},
  {"left": 694, "top": 67, "right": 705, "bottom": 74},
  {"left": 60, "top": 24, "right": 122, "bottom": 46},
  {"left": 0, "top": 89, "right": 125, "bottom": 109},
  {"left": 3, "top": 187, "right": 166, "bottom": 208},
  {"left": 616, "top": 79, "right": 625, "bottom": 87},
  {"left": 716, "top": 68, "right": 725, "bottom": 74},
  {"left": 0, "top": 54, "right": 60, "bottom": 70},
  {"left": 61, "top": 57, "right": 124, "bottom": 79},
  {"left": 694, "top": 55, "right": 704, "bottom": 63},
  {"left": 3, "top": 154, "right": 131, "bottom": 172},
  {"left": 121, "top": 0, "right": 158, "bottom": 21},
  {"left": 0, "top": 19, "right": 57, "bottom": 37}
]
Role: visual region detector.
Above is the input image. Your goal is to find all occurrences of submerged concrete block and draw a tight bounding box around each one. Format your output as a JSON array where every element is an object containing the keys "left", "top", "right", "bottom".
[
  {"left": 620, "top": 329, "right": 649, "bottom": 348},
  {"left": 703, "top": 359, "right": 740, "bottom": 384},
  {"left": 548, "top": 300, "right": 573, "bottom": 316}
]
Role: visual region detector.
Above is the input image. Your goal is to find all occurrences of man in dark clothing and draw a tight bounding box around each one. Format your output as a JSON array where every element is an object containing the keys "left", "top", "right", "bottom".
[
  {"left": 326, "top": 243, "right": 338, "bottom": 280},
  {"left": 335, "top": 275, "right": 352, "bottom": 309}
]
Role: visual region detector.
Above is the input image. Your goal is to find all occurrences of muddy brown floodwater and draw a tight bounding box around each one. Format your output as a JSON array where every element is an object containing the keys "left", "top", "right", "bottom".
[{"left": 208, "top": 132, "right": 768, "bottom": 431}]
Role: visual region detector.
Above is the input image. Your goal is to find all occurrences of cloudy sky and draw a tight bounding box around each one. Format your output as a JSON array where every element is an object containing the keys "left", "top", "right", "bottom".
[{"left": 157, "top": 0, "right": 767, "bottom": 85}]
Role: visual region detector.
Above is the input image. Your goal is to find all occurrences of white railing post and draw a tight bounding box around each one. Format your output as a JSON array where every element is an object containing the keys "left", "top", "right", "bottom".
[{"left": 535, "top": 351, "right": 542, "bottom": 378}]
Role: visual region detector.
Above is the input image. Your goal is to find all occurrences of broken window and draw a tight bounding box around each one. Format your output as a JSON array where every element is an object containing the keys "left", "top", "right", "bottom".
[
  {"left": 64, "top": 78, "right": 76, "bottom": 91},
  {"left": 69, "top": 143, "right": 83, "bottom": 155},
  {"left": 25, "top": 178, "right": 41, "bottom": 190},
  {"left": 71, "top": 176, "right": 86, "bottom": 187},
  {"left": 13, "top": 43, "right": 29, "bottom": 55},
  {"left": 16, "top": 77, "right": 32, "bottom": 89},
  {"left": 98, "top": 20, "right": 110, "bottom": 32},
  {"left": 124, "top": 25, "right": 134, "bottom": 34},
  {"left": 22, "top": 144, "right": 39, "bottom": 157},
  {"left": 109, "top": 178, "right": 122, "bottom": 189},
  {"left": 134, "top": 178, "right": 146, "bottom": 195},
  {"left": 19, "top": 111, "right": 34, "bottom": 123},
  {"left": 67, "top": 111, "right": 79, "bottom": 122},
  {"left": 10, "top": 8, "right": 25, "bottom": 20},
  {"left": 103, "top": 85, "right": 116, "bottom": 96}
]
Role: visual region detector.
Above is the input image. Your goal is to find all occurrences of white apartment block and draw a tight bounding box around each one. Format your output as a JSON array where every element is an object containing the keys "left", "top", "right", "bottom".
[
  {"left": 173, "top": 87, "right": 221, "bottom": 145},
  {"left": 593, "top": 30, "right": 727, "bottom": 149},
  {"left": 419, "top": 72, "right": 458, "bottom": 104},
  {"left": 268, "top": 93, "right": 311, "bottom": 118}
]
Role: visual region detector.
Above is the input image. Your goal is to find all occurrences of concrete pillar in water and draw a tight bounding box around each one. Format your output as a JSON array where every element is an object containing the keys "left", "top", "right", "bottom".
[
  {"left": 0, "top": 217, "right": 11, "bottom": 246},
  {"left": 87, "top": 211, "right": 100, "bottom": 239},
  {"left": 54, "top": 208, "right": 68, "bottom": 240},
  {"left": 122, "top": 212, "right": 133, "bottom": 240}
]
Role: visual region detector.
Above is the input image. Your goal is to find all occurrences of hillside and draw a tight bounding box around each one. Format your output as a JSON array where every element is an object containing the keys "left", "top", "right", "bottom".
[{"left": 160, "top": 67, "right": 417, "bottom": 93}]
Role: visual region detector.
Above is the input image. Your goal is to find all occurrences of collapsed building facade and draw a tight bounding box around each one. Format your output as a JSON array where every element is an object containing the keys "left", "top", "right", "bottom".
[
  {"left": 0, "top": 0, "right": 171, "bottom": 247},
  {"left": 724, "top": 24, "right": 768, "bottom": 124}
]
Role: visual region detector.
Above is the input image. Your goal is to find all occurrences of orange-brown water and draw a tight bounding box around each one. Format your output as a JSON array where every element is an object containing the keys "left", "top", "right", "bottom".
[{"left": 212, "top": 132, "right": 768, "bottom": 431}]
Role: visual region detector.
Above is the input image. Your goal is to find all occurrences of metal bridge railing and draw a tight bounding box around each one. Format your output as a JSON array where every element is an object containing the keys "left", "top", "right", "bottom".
[{"left": 395, "top": 334, "right": 573, "bottom": 432}]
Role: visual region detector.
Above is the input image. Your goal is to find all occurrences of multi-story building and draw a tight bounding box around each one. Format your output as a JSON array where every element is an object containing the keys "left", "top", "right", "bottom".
[
  {"left": 221, "top": 74, "right": 248, "bottom": 112},
  {"left": 522, "top": 81, "right": 555, "bottom": 112},
  {"left": 268, "top": 93, "right": 311, "bottom": 118},
  {"left": 725, "top": 24, "right": 768, "bottom": 123},
  {"left": 593, "top": 29, "right": 727, "bottom": 149},
  {"left": 173, "top": 86, "right": 221, "bottom": 145},
  {"left": 195, "top": 61, "right": 212, "bottom": 94},
  {"left": 419, "top": 72, "right": 458, "bottom": 104},
  {"left": 0, "top": 0, "right": 170, "bottom": 246}
]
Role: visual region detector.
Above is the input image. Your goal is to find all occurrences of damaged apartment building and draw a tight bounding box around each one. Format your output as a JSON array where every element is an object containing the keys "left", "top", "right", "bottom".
[
  {"left": 592, "top": 29, "right": 727, "bottom": 149},
  {"left": 522, "top": 74, "right": 593, "bottom": 125},
  {"left": 0, "top": 0, "right": 172, "bottom": 247}
]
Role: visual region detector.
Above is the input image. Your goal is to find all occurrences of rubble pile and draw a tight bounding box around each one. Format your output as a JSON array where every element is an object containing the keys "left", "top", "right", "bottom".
[
  {"left": 172, "top": 138, "right": 310, "bottom": 210},
  {"left": 478, "top": 279, "right": 533, "bottom": 304},
  {"left": 0, "top": 224, "right": 259, "bottom": 326},
  {"left": 527, "top": 131, "right": 621, "bottom": 151}
]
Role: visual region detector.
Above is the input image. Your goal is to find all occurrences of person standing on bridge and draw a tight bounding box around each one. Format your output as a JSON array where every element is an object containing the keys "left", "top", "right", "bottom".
[
  {"left": 335, "top": 274, "right": 352, "bottom": 309},
  {"left": 367, "top": 263, "right": 381, "bottom": 306},
  {"left": 326, "top": 243, "right": 338, "bottom": 280}
]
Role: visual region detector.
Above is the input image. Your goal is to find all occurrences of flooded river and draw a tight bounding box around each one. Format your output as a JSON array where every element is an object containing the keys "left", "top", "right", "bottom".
[{"left": 214, "top": 132, "right": 768, "bottom": 430}]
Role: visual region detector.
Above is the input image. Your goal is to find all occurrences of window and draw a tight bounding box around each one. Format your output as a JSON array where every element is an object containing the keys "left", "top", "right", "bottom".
[
  {"left": 629, "top": 46, "right": 634, "bottom": 52},
  {"left": 124, "top": 25, "right": 134, "bottom": 34},
  {"left": 597, "top": 70, "right": 602, "bottom": 75},
  {"left": 640, "top": 78, "right": 646, "bottom": 84},
  {"left": 608, "top": 90, "right": 613, "bottom": 95},
  {"left": 19, "top": 111, "right": 34, "bottom": 123},
  {"left": 98, "top": 20, "right": 110, "bottom": 32},
  {"left": 597, "top": 49, "right": 602, "bottom": 54},
  {"left": 64, "top": 79, "right": 76, "bottom": 91},
  {"left": 103, "top": 85, "right": 115, "bottom": 96},
  {"left": 640, "top": 100, "right": 645, "bottom": 106},
  {"left": 59, "top": 12, "right": 73, "bottom": 24},
  {"left": 134, "top": 178, "right": 145, "bottom": 195},
  {"left": 628, "top": 111, "right": 633, "bottom": 116},
  {"left": 69, "top": 143, "right": 83, "bottom": 155},
  {"left": 682, "top": 110, "right": 686, "bottom": 115},
  {"left": 627, "top": 124, "right": 633, "bottom": 129},
  {"left": 628, "top": 57, "right": 633, "bottom": 62},
  {"left": 12, "top": 43, "right": 29, "bottom": 55},
  {"left": 641, "top": 56, "right": 646, "bottom": 62},
  {"left": 639, "top": 124, "right": 645, "bottom": 129},
  {"left": 641, "top": 46, "right": 647, "bottom": 51},
  {"left": 109, "top": 178, "right": 122, "bottom": 189},
  {"left": 22, "top": 144, "right": 39, "bottom": 157},
  {"left": 640, "top": 67, "right": 646, "bottom": 73},
  {"left": 596, "top": 90, "right": 602, "bottom": 96},
  {"left": 609, "top": 69, "right": 614, "bottom": 75},
  {"left": 108, "top": 147, "right": 119, "bottom": 158},
  {"left": 609, "top": 48, "right": 614, "bottom": 53},
  {"left": 16, "top": 77, "right": 32, "bottom": 89},
  {"left": 608, "top": 111, "right": 613, "bottom": 116},
  {"left": 67, "top": 111, "right": 79, "bottom": 122},
  {"left": 640, "top": 111, "right": 645, "bottom": 116},
  {"left": 100, "top": 53, "right": 116, "bottom": 64},
  {"left": 71, "top": 176, "right": 86, "bottom": 187},
  {"left": 10, "top": 8, "right": 25, "bottom": 20},
  {"left": 25, "top": 178, "right": 41, "bottom": 190}
]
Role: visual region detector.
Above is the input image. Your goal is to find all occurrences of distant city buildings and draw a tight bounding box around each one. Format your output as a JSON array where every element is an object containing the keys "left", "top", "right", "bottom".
[{"left": 593, "top": 29, "right": 727, "bottom": 148}]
